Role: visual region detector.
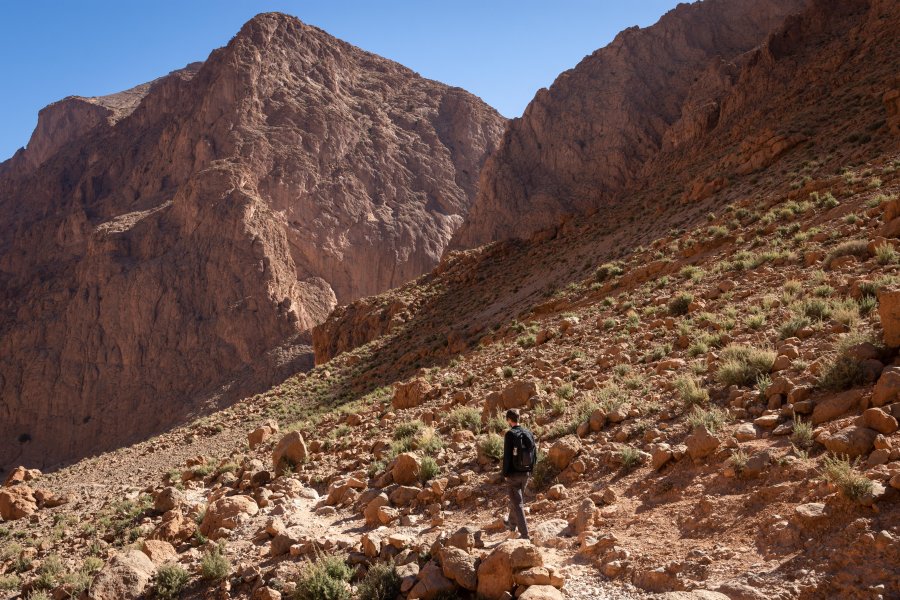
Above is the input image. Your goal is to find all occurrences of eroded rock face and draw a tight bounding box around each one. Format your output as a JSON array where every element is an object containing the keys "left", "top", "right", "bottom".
[
  {"left": 451, "top": 0, "right": 804, "bottom": 248},
  {"left": 0, "top": 12, "right": 504, "bottom": 470}
]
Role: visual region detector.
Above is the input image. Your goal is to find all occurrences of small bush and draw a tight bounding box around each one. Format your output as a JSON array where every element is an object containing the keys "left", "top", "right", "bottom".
[
  {"left": 875, "top": 244, "right": 898, "bottom": 265},
  {"left": 294, "top": 555, "right": 352, "bottom": 600},
  {"left": 530, "top": 453, "right": 559, "bottom": 491},
  {"left": 154, "top": 564, "right": 190, "bottom": 599},
  {"left": 619, "top": 446, "right": 643, "bottom": 471},
  {"left": 595, "top": 262, "right": 624, "bottom": 282},
  {"left": 414, "top": 427, "right": 443, "bottom": 455},
  {"left": 477, "top": 433, "right": 504, "bottom": 461},
  {"left": 668, "top": 292, "right": 694, "bottom": 317},
  {"left": 419, "top": 456, "right": 440, "bottom": 483},
  {"left": 556, "top": 383, "right": 574, "bottom": 400},
  {"left": 674, "top": 376, "right": 709, "bottom": 407},
  {"left": 357, "top": 561, "right": 402, "bottom": 600},
  {"left": 716, "top": 345, "right": 776, "bottom": 387},
  {"left": 779, "top": 315, "right": 811, "bottom": 339},
  {"left": 791, "top": 417, "right": 814, "bottom": 449},
  {"left": 446, "top": 407, "right": 481, "bottom": 434},
  {"left": 25, "top": 592, "right": 51, "bottom": 600},
  {"left": 800, "top": 298, "right": 831, "bottom": 321},
  {"left": 818, "top": 332, "right": 879, "bottom": 391},
  {"left": 393, "top": 420, "right": 424, "bottom": 441},
  {"left": 517, "top": 334, "right": 536, "bottom": 348},
  {"left": 502, "top": 365, "right": 515, "bottom": 378},
  {"left": 0, "top": 575, "right": 21, "bottom": 591},
  {"left": 824, "top": 240, "right": 869, "bottom": 267},
  {"left": 727, "top": 448, "right": 749, "bottom": 474},
  {"left": 200, "top": 545, "right": 230, "bottom": 581},
  {"left": 820, "top": 454, "right": 873, "bottom": 500},
  {"left": 687, "top": 406, "right": 728, "bottom": 433}
]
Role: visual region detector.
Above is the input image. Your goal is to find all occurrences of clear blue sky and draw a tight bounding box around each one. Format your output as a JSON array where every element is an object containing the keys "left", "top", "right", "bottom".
[{"left": 0, "top": 1, "right": 681, "bottom": 161}]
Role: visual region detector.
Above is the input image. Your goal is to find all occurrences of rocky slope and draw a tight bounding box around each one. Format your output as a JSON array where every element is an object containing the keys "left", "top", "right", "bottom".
[
  {"left": 451, "top": 0, "right": 806, "bottom": 248},
  {"left": 0, "top": 12, "right": 505, "bottom": 471}
]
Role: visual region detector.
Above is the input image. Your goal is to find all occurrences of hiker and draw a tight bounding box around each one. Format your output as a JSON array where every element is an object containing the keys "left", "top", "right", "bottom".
[{"left": 502, "top": 408, "right": 537, "bottom": 540}]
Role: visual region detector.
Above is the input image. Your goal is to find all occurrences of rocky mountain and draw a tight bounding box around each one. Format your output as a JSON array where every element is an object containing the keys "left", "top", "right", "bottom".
[
  {"left": 451, "top": 0, "right": 806, "bottom": 249},
  {"left": 0, "top": 12, "right": 505, "bottom": 471}
]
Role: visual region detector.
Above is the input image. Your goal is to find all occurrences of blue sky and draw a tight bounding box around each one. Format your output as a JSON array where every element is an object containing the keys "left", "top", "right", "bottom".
[{"left": 0, "top": 1, "right": 681, "bottom": 161}]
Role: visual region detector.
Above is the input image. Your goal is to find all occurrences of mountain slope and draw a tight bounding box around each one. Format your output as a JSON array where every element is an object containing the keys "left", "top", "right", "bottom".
[{"left": 0, "top": 12, "right": 505, "bottom": 471}]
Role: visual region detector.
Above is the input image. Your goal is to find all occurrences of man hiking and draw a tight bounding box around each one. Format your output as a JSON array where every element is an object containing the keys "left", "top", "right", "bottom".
[{"left": 502, "top": 409, "right": 537, "bottom": 540}]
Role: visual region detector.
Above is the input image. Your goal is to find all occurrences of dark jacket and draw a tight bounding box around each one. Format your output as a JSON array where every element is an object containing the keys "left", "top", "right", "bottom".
[{"left": 502, "top": 425, "right": 535, "bottom": 476}]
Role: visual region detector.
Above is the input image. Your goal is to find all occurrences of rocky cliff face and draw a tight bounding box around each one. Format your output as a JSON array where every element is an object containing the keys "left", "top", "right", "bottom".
[
  {"left": 451, "top": 0, "right": 806, "bottom": 248},
  {"left": 0, "top": 12, "right": 504, "bottom": 471}
]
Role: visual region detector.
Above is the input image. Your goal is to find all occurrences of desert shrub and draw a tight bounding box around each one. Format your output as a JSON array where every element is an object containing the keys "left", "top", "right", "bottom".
[
  {"left": 393, "top": 420, "right": 424, "bottom": 441},
  {"left": 875, "top": 244, "right": 898, "bottom": 265},
  {"left": 477, "top": 434, "right": 504, "bottom": 461},
  {"left": 419, "top": 456, "right": 440, "bottom": 483},
  {"left": 791, "top": 417, "right": 814, "bottom": 449},
  {"left": 293, "top": 554, "right": 352, "bottom": 600},
  {"left": 799, "top": 298, "right": 831, "bottom": 321},
  {"left": 779, "top": 315, "right": 811, "bottom": 339},
  {"left": 357, "top": 561, "right": 402, "bottom": 600},
  {"left": 820, "top": 454, "right": 873, "bottom": 500},
  {"left": 153, "top": 564, "right": 190, "bottom": 599},
  {"left": 668, "top": 292, "right": 694, "bottom": 316},
  {"left": 727, "top": 448, "right": 749, "bottom": 474},
  {"left": 747, "top": 314, "right": 767, "bottom": 330},
  {"left": 686, "top": 406, "right": 728, "bottom": 433},
  {"left": 486, "top": 413, "right": 507, "bottom": 433},
  {"left": 824, "top": 240, "right": 869, "bottom": 267},
  {"left": 446, "top": 407, "right": 481, "bottom": 434},
  {"left": 200, "top": 545, "right": 230, "bottom": 581},
  {"left": 674, "top": 376, "right": 709, "bottom": 407},
  {"left": 0, "top": 575, "right": 21, "bottom": 591},
  {"left": 502, "top": 365, "right": 515, "bottom": 378},
  {"left": 414, "top": 428, "right": 443, "bottom": 455},
  {"left": 530, "top": 453, "right": 559, "bottom": 491},
  {"left": 556, "top": 383, "right": 574, "bottom": 400},
  {"left": 25, "top": 592, "right": 51, "bottom": 600},
  {"left": 595, "top": 262, "right": 624, "bottom": 282},
  {"left": 619, "top": 446, "right": 643, "bottom": 471},
  {"left": 716, "top": 345, "right": 776, "bottom": 387},
  {"left": 517, "top": 334, "right": 536, "bottom": 348},
  {"left": 818, "top": 332, "right": 880, "bottom": 391}
]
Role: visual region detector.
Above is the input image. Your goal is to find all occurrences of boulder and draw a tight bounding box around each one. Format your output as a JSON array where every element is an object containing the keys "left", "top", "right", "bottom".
[
  {"left": 734, "top": 423, "right": 757, "bottom": 441},
  {"left": 272, "top": 431, "right": 308, "bottom": 472},
  {"left": 363, "top": 493, "right": 390, "bottom": 527},
  {"left": 153, "top": 487, "right": 183, "bottom": 513},
  {"left": 88, "top": 549, "right": 155, "bottom": 600},
  {"left": 859, "top": 407, "right": 899, "bottom": 434},
  {"left": 633, "top": 567, "right": 682, "bottom": 593},
  {"left": 484, "top": 380, "right": 540, "bottom": 416},
  {"left": 685, "top": 427, "right": 720, "bottom": 460},
  {"left": 0, "top": 484, "right": 37, "bottom": 520},
  {"left": 811, "top": 389, "right": 864, "bottom": 425},
  {"left": 873, "top": 367, "right": 900, "bottom": 406},
  {"left": 248, "top": 419, "right": 279, "bottom": 449},
  {"left": 821, "top": 426, "right": 878, "bottom": 458},
  {"left": 439, "top": 546, "right": 478, "bottom": 590},
  {"left": 393, "top": 379, "right": 434, "bottom": 410},
  {"left": 392, "top": 453, "right": 422, "bottom": 486},
  {"left": 200, "top": 495, "right": 259, "bottom": 536},
  {"left": 548, "top": 436, "right": 581, "bottom": 471},
  {"left": 515, "top": 566, "right": 552, "bottom": 586},
  {"left": 651, "top": 443, "right": 673, "bottom": 470},
  {"left": 518, "top": 585, "right": 564, "bottom": 600},
  {"left": 140, "top": 540, "right": 176, "bottom": 565},
  {"left": 877, "top": 288, "right": 900, "bottom": 347},
  {"left": 150, "top": 509, "right": 196, "bottom": 543},
  {"left": 389, "top": 485, "right": 421, "bottom": 507},
  {"left": 271, "top": 526, "right": 305, "bottom": 556},
  {"left": 476, "top": 540, "right": 543, "bottom": 599},
  {"left": 589, "top": 409, "right": 607, "bottom": 431},
  {"left": 408, "top": 560, "right": 456, "bottom": 599}
]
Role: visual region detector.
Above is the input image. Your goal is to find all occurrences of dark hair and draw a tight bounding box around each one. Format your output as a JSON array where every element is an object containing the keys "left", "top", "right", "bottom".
[{"left": 505, "top": 409, "right": 519, "bottom": 423}]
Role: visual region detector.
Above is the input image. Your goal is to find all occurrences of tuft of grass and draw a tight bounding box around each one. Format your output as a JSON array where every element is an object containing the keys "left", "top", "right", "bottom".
[
  {"left": 502, "top": 365, "right": 515, "bottom": 379},
  {"left": 153, "top": 564, "right": 190, "bottom": 599},
  {"left": 530, "top": 453, "right": 559, "bottom": 491},
  {"left": 716, "top": 345, "right": 776, "bottom": 387},
  {"left": 824, "top": 240, "right": 869, "bottom": 267},
  {"left": 0, "top": 575, "right": 21, "bottom": 591},
  {"left": 619, "top": 447, "right": 643, "bottom": 471},
  {"left": 357, "top": 561, "right": 402, "bottom": 600},
  {"left": 477, "top": 434, "right": 504, "bottom": 462},
  {"left": 674, "top": 376, "right": 709, "bottom": 407},
  {"left": 799, "top": 298, "right": 831, "bottom": 321},
  {"left": 727, "top": 448, "right": 749, "bottom": 475},
  {"left": 294, "top": 555, "right": 353, "bottom": 600},
  {"left": 517, "top": 334, "right": 537, "bottom": 348},
  {"left": 446, "top": 407, "right": 481, "bottom": 434},
  {"left": 791, "top": 417, "right": 814, "bottom": 449},
  {"left": 419, "top": 456, "right": 440, "bottom": 483},
  {"left": 818, "top": 332, "right": 880, "bottom": 391},
  {"left": 556, "top": 383, "right": 575, "bottom": 400},
  {"left": 875, "top": 244, "right": 898, "bottom": 265},
  {"left": 687, "top": 406, "right": 728, "bottom": 433},
  {"left": 820, "top": 454, "right": 874, "bottom": 500},
  {"left": 200, "top": 545, "right": 230, "bottom": 581},
  {"left": 596, "top": 262, "right": 624, "bottom": 282},
  {"left": 393, "top": 420, "right": 424, "bottom": 441},
  {"left": 668, "top": 292, "right": 694, "bottom": 317}
]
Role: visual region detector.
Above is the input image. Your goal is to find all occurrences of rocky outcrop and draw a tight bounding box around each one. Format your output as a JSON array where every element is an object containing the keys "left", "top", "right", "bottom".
[
  {"left": 0, "top": 12, "right": 504, "bottom": 471},
  {"left": 451, "top": 0, "right": 804, "bottom": 248}
]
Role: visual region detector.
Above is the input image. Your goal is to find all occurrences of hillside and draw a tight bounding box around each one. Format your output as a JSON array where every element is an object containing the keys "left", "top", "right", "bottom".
[{"left": 0, "top": 13, "right": 505, "bottom": 471}]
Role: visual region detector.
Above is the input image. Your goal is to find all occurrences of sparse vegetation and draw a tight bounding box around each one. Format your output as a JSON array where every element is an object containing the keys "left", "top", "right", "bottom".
[
  {"left": 419, "top": 456, "right": 440, "bottom": 483},
  {"left": 727, "top": 448, "right": 749, "bottom": 475},
  {"left": 200, "top": 544, "right": 230, "bottom": 581},
  {"left": 824, "top": 239, "right": 869, "bottom": 268},
  {"left": 687, "top": 406, "right": 728, "bottom": 433},
  {"left": 153, "top": 564, "right": 190, "bottom": 599},
  {"left": 791, "top": 417, "right": 814, "bottom": 449},
  {"left": 674, "top": 376, "right": 709, "bottom": 407},
  {"left": 446, "top": 407, "right": 481, "bottom": 433},
  {"left": 820, "top": 454, "right": 873, "bottom": 500},
  {"left": 530, "top": 453, "right": 559, "bottom": 491},
  {"left": 668, "top": 292, "right": 694, "bottom": 316},
  {"left": 477, "top": 433, "right": 504, "bottom": 461},
  {"left": 358, "top": 561, "right": 402, "bottom": 600},
  {"left": 716, "top": 344, "right": 776, "bottom": 387},
  {"left": 294, "top": 554, "right": 353, "bottom": 600},
  {"left": 619, "top": 446, "right": 643, "bottom": 471}
]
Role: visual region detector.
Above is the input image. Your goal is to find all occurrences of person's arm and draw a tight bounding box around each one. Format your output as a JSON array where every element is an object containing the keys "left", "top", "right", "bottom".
[{"left": 502, "top": 430, "right": 513, "bottom": 476}]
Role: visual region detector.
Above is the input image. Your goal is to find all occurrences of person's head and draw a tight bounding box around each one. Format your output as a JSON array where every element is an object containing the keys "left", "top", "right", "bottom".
[{"left": 505, "top": 409, "right": 519, "bottom": 427}]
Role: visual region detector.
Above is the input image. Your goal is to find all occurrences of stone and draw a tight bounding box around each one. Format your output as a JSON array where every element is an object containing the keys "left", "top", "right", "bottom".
[
  {"left": 734, "top": 423, "right": 757, "bottom": 441},
  {"left": 248, "top": 420, "right": 279, "bottom": 449},
  {"left": 439, "top": 546, "right": 478, "bottom": 590},
  {"left": 140, "top": 540, "right": 176, "bottom": 565},
  {"left": 389, "top": 485, "right": 421, "bottom": 507},
  {"left": 363, "top": 493, "right": 390, "bottom": 527},
  {"left": 633, "top": 567, "right": 682, "bottom": 592},
  {"left": 515, "top": 567, "right": 552, "bottom": 586},
  {"left": 651, "top": 443, "right": 673, "bottom": 470},
  {"left": 518, "top": 585, "right": 564, "bottom": 600},
  {"left": 88, "top": 549, "right": 156, "bottom": 600},
  {"left": 252, "top": 588, "right": 282, "bottom": 600},
  {"left": 658, "top": 593, "right": 730, "bottom": 600},
  {"left": 150, "top": 509, "right": 196, "bottom": 543},
  {"left": 477, "top": 540, "right": 543, "bottom": 599},
  {"left": 873, "top": 367, "right": 900, "bottom": 406},
  {"left": 547, "top": 484, "right": 568, "bottom": 500},
  {"left": 0, "top": 484, "right": 37, "bottom": 520},
  {"left": 548, "top": 436, "right": 581, "bottom": 470},
  {"left": 392, "top": 453, "right": 422, "bottom": 486},
  {"left": 271, "top": 526, "right": 305, "bottom": 556},
  {"left": 392, "top": 379, "right": 434, "bottom": 410},
  {"left": 859, "top": 407, "right": 899, "bottom": 434},
  {"left": 742, "top": 451, "right": 770, "bottom": 478},
  {"left": 589, "top": 409, "right": 607, "bottom": 431},
  {"left": 685, "top": 427, "right": 720, "bottom": 460},
  {"left": 484, "top": 380, "right": 540, "bottom": 416},
  {"left": 408, "top": 560, "right": 456, "bottom": 599},
  {"left": 200, "top": 495, "right": 259, "bottom": 536},
  {"left": 878, "top": 289, "right": 900, "bottom": 347},
  {"left": 811, "top": 389, "right": 864, "bottom": 425},
  {"left": 574, "top": 498, "right": 599, "bottom": 534},
  {"left": 272, "top": 432, "right": 308, "bottom": 473},
  {"left": 153, "top": 487, "right": 183, "bottom": 513},
  {"left": 821, "top": 426, "right": 878, "bottom": 458},
  {"left": 447, "top": 527, "right": 477, "bottom": 553}
]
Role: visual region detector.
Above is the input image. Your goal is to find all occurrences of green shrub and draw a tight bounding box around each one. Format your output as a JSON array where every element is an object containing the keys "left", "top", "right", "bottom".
[
  {"left": 414, "top": 427, "right": 443, "bottom": 455},
  {"left": 154, "top": 564, "right": 190, "bottom": 599},
  {"left": 200, "top": 545, "right": 230, "bottom": 581},
  {"left": 530, "top": 453, "right": 559, "bottom": 491},
  {"left": 477, "top": 433, "right": 504, "bottom": 461},
  {"left": 517, "top": 334, "right": 537, "bottom": 348},
  {"left": 727, "top": 448, "right": 749, "bottom": 474},
  {"left": 446, "top": 407, "right": 481, "bottom": 433},
  {"left": 619, "top": 446, "right": 643, "bottom": 471},
  {"left": 800, "top": 298, "right": 831, "bottom": 321},
  {"left": 791, "top": 417, "right": 814, "bottom": 450},
  {"left": 294, "top": 555, "right": 352, "bottom": 600},
  {"left": 820, "top": 454, "right": 873, "bottom": 500},
  {"left": 779, "top": 315, "right": 812, "bottom": 339},
  {"left": 716, "top": 345, "right": 776, "bottom": 387},
  {"left": 556, "top": 383, "right": 574, "bottom": 400},
  {"left": 486, "top": 413, "right": 507, "bottom": 433},
  {"left": 668, "top": 292, "right": 694, "bottom": 316},
  {"left": 357, "top": 561, "right": 402, "bottom": 600},
  {"left": 0, "top": 575, "right": 21, "bottom": 591},
  {"left": 824, "top": 240, "right": 869, "bottom": 267},
  {"left": 595, "top": 262, "right": 624, "bottom": 282},
  {"left": 674, "top": 376, "right": 709, "bottom": 407},
  {"left": 502, "top": 365, "right": 515, "bottom": 379},
  {"left": 419, "top": 456, "right": 440, "bottom": 483},
  {"left": 393, "top": 420, "right": 425, "bottom": 441},
  {"left": 686, "top": 406, "right": 728, "bottom": 433},
  {"left": 818, "top": 333, "right": 880, "bottom": 391},
  {"left": 875, "top": 244, "right": 898, "bottom": 265}
]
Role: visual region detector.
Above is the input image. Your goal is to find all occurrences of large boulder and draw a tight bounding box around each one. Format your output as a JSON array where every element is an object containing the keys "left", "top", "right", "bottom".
[
  {"left": 519, "top": 585, "right": 565, "bottom": 600},
  {"left": 363, "top": 493, "right": 390, "bottom": 527},
  {"left": 0, "top": 484, "right": 37, "bottom": 520},
  {"left": 88, "top": 549, "right": 156, "bottom": 600},
  {"left": 149, "top": 509, "right": 196, "bottom": 543},
  {"left": 272, "top": 432, "right": 308, "bottom": 473},
  {"left": 140, "top": 540, "right": 176, "bottom": 565},
  {"left": 484, "top": 380, "right": 540, "bottom": 416},
  {"left": 685, "top": 427, "right": 720, "bottom": 460},
  {"left": 393, "top": 379, "right": 434, "bottom": 410},
  {"left": 877, "top": 288, "right": 900, "bottom": 347},
  {"left": 249, "top": 419, "right": 280, "bottom": 449},
  {"left": 408, "top": 560, "right": 456, "bottom": 599},
  {"left": 439, "top": 546, "right": 478, "bottom": 591},
  {"left": 199, "top": 495, "right": 259, "bottom": 536},
  {"left": 811, "top": 389, "right": 864, "bottom": 425},
  {"left": 548, "top": 436, "right": 581, "bottom": 471},
  {"left": 859, "top": 407, "right": 899, "bottom": 434},
  {"left": 873, "top": 366, "right": 900, "bottom": 406},
  {"left": 476, "top": 540, "right": 544, "bottom": 600},
  {"left": 153, "top": 487, "right": 183, "bottom": 513},
  {"left": 821, "top": 426, "right": 878, "bottom": 458},
  {"left": 392, "top": 453, "right": 422, "bottom": 486}
]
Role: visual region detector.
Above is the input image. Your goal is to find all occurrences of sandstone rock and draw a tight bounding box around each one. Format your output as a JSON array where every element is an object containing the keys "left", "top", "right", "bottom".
[
  {"left": 150, "top": 509, "right": 196, "bottom": 543},
  {"left": 363, "top": 493, "right": 390, "bottom": 528},
  {"left": 439, "top": 546, "right": 478, "bottom": 591},
  {"left": 392, "top": 379, "right": 434, "bottom": 410},
  {"left": 518, "top": 585, "right": 564, "bottom": 600},
  {"left": 476, "top": 540, "right": 544, "bottom": 599},
  {"left": 548, "top": 436, "right": 581, "bottom": 471},
  {"left": 484, "top": 380, "right": 540, "bottom": 416},
  {"left": 252, "top": 588, "right": 282, "bottom": 600},
  {"left": 589, "top": 409, "right": 607, "bottom": 431},
  {"left": 734, "top": 422, "right": 757, "bottom": 441},
  {"left": 248, "top": 420, "right": 279, "bottom": 449},
  {"left": 408, "top": 560, "right": 456, "bottom": 599},
  {"left": 140, "top": 540, "right": 176, "bottom": 565},
  {"left": 88, "top": 549, "right": 155, "bottom": 600},
  {"left": 153, "top": 487, "right": 183, "bottom": 513},
  {"left": 878, "top": 289, "right": 900, "bottom": 347},
  {"left": 200, "top": 495, "right": 259, "bottom": 536},
  {"left": 389, "top": 485, "right": 421, "bottom": 507},
  {"left": 272, "top": 432, "right": 307, "bottom": 473},
  {"left": 392, "top": 453, "right": 422, "bottom": 486},
  {"left": 859, "top": 407, "right": 899, "bottom": 434},
  {"left": 873, "top": 366, "right": 900, "bottom": 406},
  {"left": 0, "top": 484, "right": 37, "bottom": 520},
  {"left": 685, "top": 427, "right": 720, "bottom": 460},
  {"left": 633, "top": 567, "right": 682, "bottom": 592},
  {"left": 811, "top": 389, "right": 864, "bottom": 425},
  {"left": 821, "top": 426, "right": 878, "bottom": 458}
]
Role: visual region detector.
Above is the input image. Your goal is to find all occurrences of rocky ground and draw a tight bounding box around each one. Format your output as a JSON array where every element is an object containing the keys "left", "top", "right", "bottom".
[{"left": 2, "top": 157, "right": 900, "bottom": 599}]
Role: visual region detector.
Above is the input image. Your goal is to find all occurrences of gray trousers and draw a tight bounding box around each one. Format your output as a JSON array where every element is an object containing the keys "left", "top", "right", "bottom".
[{"left": 506, "top": 472, "right": 529, "bottom": 538}]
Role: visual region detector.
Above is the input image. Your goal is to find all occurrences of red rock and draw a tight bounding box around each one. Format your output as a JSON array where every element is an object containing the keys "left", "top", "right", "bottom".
[{"left": 0, "top": 484, "right": 37, "bottom": 520}]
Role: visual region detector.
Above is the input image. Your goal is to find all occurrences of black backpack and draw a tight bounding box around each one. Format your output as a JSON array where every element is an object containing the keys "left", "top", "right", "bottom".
[{"left": 510, "top": 428, "right": 537, "bottom": 472}]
